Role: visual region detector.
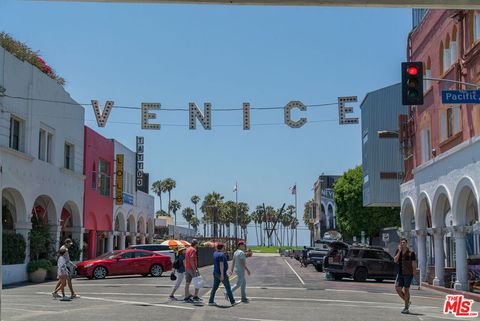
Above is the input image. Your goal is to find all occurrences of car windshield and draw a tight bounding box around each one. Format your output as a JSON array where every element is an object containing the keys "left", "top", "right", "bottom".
[{"left": 96, "top": 250, "right": 121, "bottom": 259}]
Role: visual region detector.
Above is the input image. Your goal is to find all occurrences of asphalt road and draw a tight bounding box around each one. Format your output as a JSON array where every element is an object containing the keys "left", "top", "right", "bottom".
[{"left": 1, "top": 254, "right": 463, "bottom": 321}]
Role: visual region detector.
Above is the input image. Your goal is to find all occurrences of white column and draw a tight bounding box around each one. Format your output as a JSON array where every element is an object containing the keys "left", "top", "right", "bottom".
[
  {"left": 140, "top": 235, "right": 146, "bottom": 244},
  {"left": 107, "top": 233, "right": 114, "bottom": 252},
  {"left": 415, "top": 230, "right": 427, "bottom": 282},
  {"left": 49, "top": 224, "right": 61, "bottom": 253},
  {"left": 119, "top": 233, "right": 126, "bottom": 250},
  {"left": 71, "top": 226, "right": 85, "bottom": 262},
  {"left": 454, "top": 227, "right": 468, "bottom": 291},
  {"left": 147, "top": 235, "right": 154, "bottom": 244},
  {"left": 130, "top": 233, "right": 137, "bottom": 245},
  {"left": 433, "top": 228, "right": 446, "bottom": 286},
  {"left": 15, "top": 222, "right": 32, "bottom": 263}
]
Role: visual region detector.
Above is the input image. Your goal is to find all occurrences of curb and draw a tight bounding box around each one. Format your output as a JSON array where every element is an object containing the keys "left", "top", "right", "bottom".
[{"left": 421, "top": 282, "right": 480, "bottom": 302}]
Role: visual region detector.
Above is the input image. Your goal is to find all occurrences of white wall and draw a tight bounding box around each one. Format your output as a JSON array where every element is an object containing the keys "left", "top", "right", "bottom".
[{"left": 0, "top": 46, "right": 85, "bottom": 284}]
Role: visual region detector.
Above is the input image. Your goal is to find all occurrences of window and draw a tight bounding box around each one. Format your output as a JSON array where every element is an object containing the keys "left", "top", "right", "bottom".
[
  {"left": 363, "top": 175, "right": 369, "bottom": 184},
  {"left": 475, "top": 13, "right": 480, "bottom": 42},
  {"left": 9, "top": 117, "right": 22, "bottom": 151},
  {"left": 441, "top": 107, "right": 462, "bottom": 141},
  {"left": 120, "top": 252, "right": 134, "bottom": 259},
  {"left": 362, "top": 132, "right": 368, "bottom": 145},
  {"left": 135, "top": 251, "right": 153, "bottom": 258},
  {"left": 421, "top": 127, "right": 431, "bottom": 162},
  {"left": 451, "top": 27, "right": 458, "bottom": 66},
  {"left": 38, "top": 128, "right": 53, "bottom": 163},
  {"left": 362, "top": 250, "right": 381, "bottom": 259},
  {"left": 98, "top": 159, "right": 110, "bottom": 196},
  {"left": 64, "top": 143, "right": 74, "bottom": 170},
  {"left": 424, "top": 57, "right": 432, "bottom": 90}
]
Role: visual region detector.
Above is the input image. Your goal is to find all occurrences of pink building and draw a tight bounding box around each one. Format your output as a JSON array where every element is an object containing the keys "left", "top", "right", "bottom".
[
  {"left": 83, "top": 127, "right": 114, "bottom": 259},
  {"left": 400, "top": 10, "right": 480, "bottom": 291}
]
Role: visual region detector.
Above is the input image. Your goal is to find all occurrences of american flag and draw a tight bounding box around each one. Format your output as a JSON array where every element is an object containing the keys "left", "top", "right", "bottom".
[{"left": 290, "top": 184, "right": 296, "bottom": 195}]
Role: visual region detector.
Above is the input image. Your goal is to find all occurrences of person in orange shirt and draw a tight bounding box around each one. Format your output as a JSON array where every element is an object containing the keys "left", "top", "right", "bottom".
[{"left": 184, "top": 239, "right": 201, "bottom": 303}]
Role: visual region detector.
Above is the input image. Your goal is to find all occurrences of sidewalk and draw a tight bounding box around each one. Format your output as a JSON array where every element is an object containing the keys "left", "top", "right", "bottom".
[{"left": 421, "top": 282, "right": 480, "bottom": 302}]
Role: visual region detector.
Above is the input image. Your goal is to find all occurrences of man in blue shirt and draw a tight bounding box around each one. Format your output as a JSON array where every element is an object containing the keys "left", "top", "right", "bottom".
[{"left": 208, "top": 243, "right": 238, "bottom": 307}]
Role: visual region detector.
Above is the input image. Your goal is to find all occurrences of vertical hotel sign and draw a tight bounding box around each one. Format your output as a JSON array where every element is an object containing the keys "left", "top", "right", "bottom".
[
  {"left": 115, "top": 154, "right": 124, "bottom": 205},
  {"left": 136, "top": 136, "right": 144, "bottom": 189}
]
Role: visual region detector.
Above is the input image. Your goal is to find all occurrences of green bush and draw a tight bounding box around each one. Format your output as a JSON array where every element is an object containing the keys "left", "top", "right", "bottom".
[
  {"left": 2, "top": 233, "right": 26, "bottom": 265},
  {"left": 29, "top": 225, "right": 50, "bottom": 261},
  {"left": 27, "top": 259, "right": 52, "bottom": 273}
]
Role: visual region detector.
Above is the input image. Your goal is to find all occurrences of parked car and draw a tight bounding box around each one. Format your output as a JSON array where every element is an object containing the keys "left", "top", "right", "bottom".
[
  {"left": 323, "top": 242, "right": 397, "bottom": 282},
  {"left": 128, "top": 244, "right": 175, "bottom": 262},
  {"left": 76, "top": 249, "right": 173, "bottom": 279},
  {"left": 308, "top": 243, "right": 330, "bottom": 272}
]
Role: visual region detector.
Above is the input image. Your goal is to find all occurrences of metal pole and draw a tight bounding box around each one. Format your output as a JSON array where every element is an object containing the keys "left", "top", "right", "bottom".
[
  {"left": 235, "top": 182, "right": 238, "bottom": 241},
  {"left": 424, "top": 77, "right": 480, "bottom": 88},
  {"left": 295, "top": 182, "right": 298, "bottom": 248}
]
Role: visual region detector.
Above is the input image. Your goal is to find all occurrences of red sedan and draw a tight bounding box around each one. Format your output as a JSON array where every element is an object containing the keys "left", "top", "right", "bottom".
[{"left": 76, "top": 249, "right": 172, "bottom": 279}]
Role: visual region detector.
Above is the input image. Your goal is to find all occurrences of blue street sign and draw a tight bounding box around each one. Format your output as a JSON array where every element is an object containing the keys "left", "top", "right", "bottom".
[
  {"left": 442, "top": 90, "right": 480, "bottom": 104},
  {"left": 122, "top": 193, "right": 134, "bottom": 205}
]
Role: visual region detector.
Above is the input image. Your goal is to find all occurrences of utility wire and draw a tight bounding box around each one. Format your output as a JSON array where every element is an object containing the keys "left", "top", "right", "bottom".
[{"left": 3, "top": 94, "right": 339, "bottom": 111}]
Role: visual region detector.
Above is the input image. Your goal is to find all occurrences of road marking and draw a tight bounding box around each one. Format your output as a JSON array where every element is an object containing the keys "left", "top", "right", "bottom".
[
  {"left": 283, "top": 259, "right": 305, "bottom": 285},
  {"left": 36, "top": 292, "right": 195, "bottom": 310},
  {"left": 248, "top": 296, "right": 439, "bottom": 309},
  {"left": 325, "top": 289, "right": 368, "bottom": 294},
  {"left": 247, "top": 286, "right": 306, "bottom": 291},
  {"left": 238, "top": 318, "right": 283, "bottom": 321}
]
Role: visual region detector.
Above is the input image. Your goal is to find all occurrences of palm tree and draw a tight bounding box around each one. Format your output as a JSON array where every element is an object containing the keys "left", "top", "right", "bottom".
[
  {"left": 303, "top": 200, "right": 315, "bottom": 246},
  {"left": 290, "top": 217, "right": 299, "bottom": 247},
  {"left": 163, "top": 178, "right": 176, "bottom": 216},
  {"left": 151, "top": 180, "right": 163, "bottom": 212},
  {"left": 285, "top": 205, "right": 295, "bottom": 246},
  {"left": 237, "top": 202, "right": 249, "bottom": 240},
  {"left": 169, "top": 199, "right": 181, "bottom": 238},
  {"left": 190, "top": 216, "right": 200, "bottom": 235},
  {"left": 191, "top": 195, "right": 200, "bottom": 218},
  {"left": 239, "top": 212, "right": 251, "bottom": 243},
  {"left": 155, "top": 209, "right": 169, "bottom": 218},
  {"left": 255, "top": 205, "right": 264, "bottom": 246},
  {"left": 182, "top": 207, "right": 195, "bottom": 229},
  {"left": 251, "top": 210, "right": 260, "bottom": 246},
  {"left": 201, "top": 192, "right": 224, "bottom": 238}
]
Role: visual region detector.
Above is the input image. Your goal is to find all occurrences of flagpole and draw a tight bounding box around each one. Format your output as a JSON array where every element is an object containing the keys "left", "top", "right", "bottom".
[
  {"left": 235, "top": 182, "right": 238, "bottom": 241},
  {"left": 295, "top": 182, "right": 298, "bottom": 248}
]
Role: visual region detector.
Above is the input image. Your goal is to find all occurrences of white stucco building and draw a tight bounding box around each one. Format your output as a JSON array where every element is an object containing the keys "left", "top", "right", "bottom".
[
  {"left": 111, "top": 140, "right": 155, "bottom": 250},
  {"left": 0, "top": 46, "right": 85, "bottom": 284}
]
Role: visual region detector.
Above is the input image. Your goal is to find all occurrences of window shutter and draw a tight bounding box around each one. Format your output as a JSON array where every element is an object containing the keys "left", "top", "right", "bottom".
[
  {"left": 454, "top": 107, "right": 461, "bottom": 134},
  {"left": 441, "top": 112, "right": 447, "bottom": 141}
]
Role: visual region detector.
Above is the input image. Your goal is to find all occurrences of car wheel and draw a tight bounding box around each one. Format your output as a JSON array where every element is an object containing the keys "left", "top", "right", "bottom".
[
  {"left": 93, "top": 266, "right": 107, "bottom": 279},
  {"left": 315, "top": 264, "right": 323, "bottom": 272},
  {"left": 375, "top": 278, "right": 384, "bottom": 283},
  {"left": 150, "top": 264, "right": 163, "bottom": 277},
  {"left": 353, "top": 267, "right": 368, "bottom": 282}
]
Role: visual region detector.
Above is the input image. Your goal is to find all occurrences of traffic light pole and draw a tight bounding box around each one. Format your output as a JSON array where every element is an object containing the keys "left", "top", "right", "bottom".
[{"left": 424, "top": 77, "right": 480, "bottom": 88}]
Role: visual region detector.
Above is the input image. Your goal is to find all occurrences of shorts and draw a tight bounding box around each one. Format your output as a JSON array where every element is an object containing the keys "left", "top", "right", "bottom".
[
  {"left": 395, "top": 274, "right": 413, "bottom": 289},
  {"left": 185, "top": 269, "right": 196, "bottom": 283}
]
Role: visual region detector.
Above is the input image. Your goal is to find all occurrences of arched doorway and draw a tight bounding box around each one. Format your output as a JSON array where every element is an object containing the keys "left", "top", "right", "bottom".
[
  {"left": 114, "top": 210, "right": 126, "bottom": 250},
  {"left": 30, "top": 195, "right": 56, "bottom": 261},
  {"left": 452, "top": 178, "right": 479, "bottom": 291},
  {"left": 137, "top": 216, "right": 146, "bottom": 244},
  {"left": 147, "top": 218, "right": 154, "bottom": 243},
  {"left": 126, "top": 214, "right": 136, "bottom": 247}
]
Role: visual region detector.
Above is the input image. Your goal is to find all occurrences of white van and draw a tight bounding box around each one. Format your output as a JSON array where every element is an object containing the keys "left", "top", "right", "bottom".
[{"left": 127, "top": 244, "right": 175, "bottom": 263}]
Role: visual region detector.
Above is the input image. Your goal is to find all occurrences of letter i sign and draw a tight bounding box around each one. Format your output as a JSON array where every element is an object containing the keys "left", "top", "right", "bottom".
[{"left": 444, "top": 295, "right": 478, "bottom": 317}]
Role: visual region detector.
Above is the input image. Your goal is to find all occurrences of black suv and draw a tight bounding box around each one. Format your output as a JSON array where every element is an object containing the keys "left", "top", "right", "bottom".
[{"left": 323, "top": 242, "right": 397, "bottom": 282}]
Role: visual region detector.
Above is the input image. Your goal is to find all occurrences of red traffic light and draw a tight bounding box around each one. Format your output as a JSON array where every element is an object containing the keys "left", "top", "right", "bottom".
[{"left": 407, "top": 66, "right": 419, "bottom": 76}]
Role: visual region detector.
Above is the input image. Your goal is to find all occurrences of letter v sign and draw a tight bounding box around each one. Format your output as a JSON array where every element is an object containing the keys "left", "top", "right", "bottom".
[{"left": 91, "top": 100, "right": 114, "bottom": 127}]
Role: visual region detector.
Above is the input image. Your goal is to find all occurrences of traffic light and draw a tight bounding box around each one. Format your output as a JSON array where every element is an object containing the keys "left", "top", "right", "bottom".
[{"left": 402, "top": 62, "right": 424, "bottom": 105}]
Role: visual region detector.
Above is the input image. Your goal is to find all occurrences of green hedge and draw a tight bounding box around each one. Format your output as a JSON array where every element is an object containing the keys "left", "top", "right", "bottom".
[
  {"left": 2, "top": 232, "right": 26, "bottom": 265},
  {"left": 27, "top": 259, "right": 52, "bottom": 273}
]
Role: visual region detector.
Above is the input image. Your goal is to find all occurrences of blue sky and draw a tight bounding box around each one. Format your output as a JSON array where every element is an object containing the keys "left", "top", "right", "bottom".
[{"left": 1, "top": 1, "right": 412, "bottom": 245}]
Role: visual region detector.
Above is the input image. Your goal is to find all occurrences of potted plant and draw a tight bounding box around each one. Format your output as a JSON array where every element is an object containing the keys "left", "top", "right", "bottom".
[
  {"left": 28, "top": 223, "right": 50, "bottom": 283},
  {"left": 48, "top": 258, "right": 58, "bottom": 280},
  {"left": 27, "top": 259, "right": 52, "bottom": 283}
]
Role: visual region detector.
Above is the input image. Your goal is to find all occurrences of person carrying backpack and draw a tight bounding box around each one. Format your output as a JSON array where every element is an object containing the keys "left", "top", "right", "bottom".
[{"left": 169, "top": 245, "right": 186, "bottom": 300}]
